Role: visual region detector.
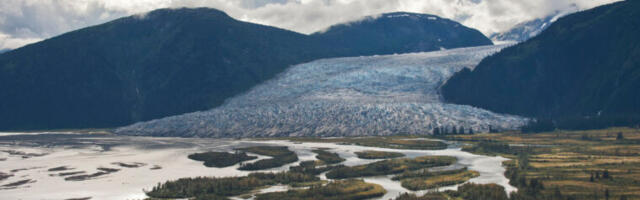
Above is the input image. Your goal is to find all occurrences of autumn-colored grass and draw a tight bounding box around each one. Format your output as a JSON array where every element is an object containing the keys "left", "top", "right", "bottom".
[
  {"left": 255, "top": 179, "right": 386, "bottom": 200},
  {"left": 448, "top": 127, "right": 640, "bottom": 199},
  {"left": 285, "top": 136, "right": 448, "bottom": 150},
  {"left": 398, "top": 169, "right": 480, "bottom": 191},
  {"left": 326, "top": 156, "right": 456, "bottom": 179}
]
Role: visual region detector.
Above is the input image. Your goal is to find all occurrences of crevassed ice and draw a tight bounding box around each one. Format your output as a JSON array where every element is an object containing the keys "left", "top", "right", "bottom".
[{"left": 117, "top": 45, "right": 527, "bottom": 137}]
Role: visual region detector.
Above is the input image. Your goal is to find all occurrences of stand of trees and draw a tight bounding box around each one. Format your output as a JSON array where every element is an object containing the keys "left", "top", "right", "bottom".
[
  {"left": 188, "top": 151, "right": 257, "bottom": 168},
  {"left": 463, "top": 141, "right": 511, "bottom": 155},
  {"left": 237, "top": 146, "right": 299, "bottom": 170},
  {"left": 326, "top": 156, "right": 456, "bottom": 179},
  {"left": 433, "top": 126, "right": 475, "bottom": 136},
  {"left": 355, "top": 150, "right": 405, "bottom": 159},
  {"left": 255, "top": 179, "right": 386, "bottom": 200},
  {"left": 311, "top": 149, "right": 345, "bottom": 164},
  {"left": 394, "top": 183, "right": 508, "bottom": 200},
  {"left": 146, "top": 171, "right": 318, "bottom": 199},
  {"left": 289, "top": 160, "right": 344, "bottom": 176},
  {"left": 521, "top": 119, "right": 556, "bottom": 133}
]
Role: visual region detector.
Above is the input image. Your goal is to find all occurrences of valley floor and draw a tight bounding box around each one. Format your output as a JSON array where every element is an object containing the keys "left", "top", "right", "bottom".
[
  {"left": 444, "top": 127, "right": 640, "bottom": 199},
  {"left": 2, "top": 127, "right": 638, "bottom": 200},
  {"left": 0, "top": 132, "right": 512, "bottom": 200}
]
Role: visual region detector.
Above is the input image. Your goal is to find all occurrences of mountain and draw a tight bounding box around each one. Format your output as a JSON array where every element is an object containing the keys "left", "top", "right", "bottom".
[
  {"left": 116, "top": 45, "right": 525, "bottom": 138},
  {"left": 312, "top": 12, "right": 493, "bottom": 56},
  {"left": 490, "top": 8, "right": 576, "bottom": 42},
  {"left": 490, "top": 15, "right": 555, "bottom": 42},
  {"left": 0, "top": 8, "right": 325, "bottom": 130},
  {"left": 441, "top": 0, "right": 640, "bottom": 129},
  {"left": 0, "top": 49, "right": 9, "bottom": 54},
  {"left": 0, "top": 8, "right": 492, "bottom": 131}
]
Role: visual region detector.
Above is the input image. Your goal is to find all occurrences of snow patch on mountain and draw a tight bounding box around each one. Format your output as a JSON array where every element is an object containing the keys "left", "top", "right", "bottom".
[
  {"left": 116, "top": 45, "right": 527, "bottom": 137},
  {"left": 491, "top": 7, "right": 578, "bottom": 42}
]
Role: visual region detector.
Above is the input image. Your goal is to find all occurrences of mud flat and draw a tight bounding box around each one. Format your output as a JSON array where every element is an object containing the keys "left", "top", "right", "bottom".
[{"left": 0, "top": 133, "right": 515, "bottom": 200}]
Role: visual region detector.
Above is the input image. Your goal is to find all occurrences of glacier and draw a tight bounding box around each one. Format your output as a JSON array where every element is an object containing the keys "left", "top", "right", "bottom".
[{"left": 116, "top": 45, "right": 527, "bottom": 137}]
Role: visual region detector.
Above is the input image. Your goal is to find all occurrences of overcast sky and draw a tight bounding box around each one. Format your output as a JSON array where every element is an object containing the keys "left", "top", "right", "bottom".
[{"left": 0, "top": 0, "right": 619, "bottom": 50}]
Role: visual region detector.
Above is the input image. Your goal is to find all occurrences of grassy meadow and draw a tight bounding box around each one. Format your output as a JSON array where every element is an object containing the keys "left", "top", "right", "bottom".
[{"left": 445, "top": 127, "right": 640, "bottom": 199}]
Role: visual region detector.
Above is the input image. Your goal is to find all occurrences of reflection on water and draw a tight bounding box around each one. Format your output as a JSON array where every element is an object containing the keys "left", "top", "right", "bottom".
[{"left": 0, "top": 133, "right": 515, "bottom": 200}]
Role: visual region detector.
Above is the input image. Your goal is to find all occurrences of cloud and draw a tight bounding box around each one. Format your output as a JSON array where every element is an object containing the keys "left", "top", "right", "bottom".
[
  {"left": 0, "top": 0, "right": 620, "bottom": 49},
  {"left": 0, "top": 32, "right": 40, "bottom": 49}
]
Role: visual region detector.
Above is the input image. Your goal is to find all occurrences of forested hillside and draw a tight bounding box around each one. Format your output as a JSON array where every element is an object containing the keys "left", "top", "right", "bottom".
[
  {"left": 442, "top": 0, "right": 640, "bottom": 129},
  {"left": 312, "top": 12, "right": 492, "bottom": 56}
]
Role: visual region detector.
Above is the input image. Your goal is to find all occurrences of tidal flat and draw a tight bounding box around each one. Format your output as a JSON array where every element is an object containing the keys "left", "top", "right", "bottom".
[{"left": 0, "top": 132, "right": 515, "bottom": 200}]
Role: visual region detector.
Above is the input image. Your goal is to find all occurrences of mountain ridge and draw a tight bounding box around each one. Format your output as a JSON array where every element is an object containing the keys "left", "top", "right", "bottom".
[
  {"left": 490, "top": 7, "right": 577, "bottom": 42},
  {"left": 442, "top": 0, "right": 640, "bottom": 129},
  {"left": 312, "top": 12, "right": 492, "bottom": 56},
  {"left": 0, "top": 7, "right": 492, "bottom": 131}
]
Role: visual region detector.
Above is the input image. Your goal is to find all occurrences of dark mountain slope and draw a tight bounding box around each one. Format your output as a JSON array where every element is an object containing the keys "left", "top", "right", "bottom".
[
  {"left": 0, "top": 8, "right": 492, "bottom": 131},
  {"left": 442, "top": 0, "right": 640, "bottom": 128},
  {"left": 0, "top": 8, "right": 326, "bottom": 130},
  {"left": 312, "top": 12, "right": 492, "bottom": 56}
]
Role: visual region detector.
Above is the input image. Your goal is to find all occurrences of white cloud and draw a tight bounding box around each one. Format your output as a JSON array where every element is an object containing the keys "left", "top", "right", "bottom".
[
  {"left": 0, "top": 0, "right": 620, "bottom": 49},
  {"left": 0, "top": 32, "right": 40, "bottom": 49}
]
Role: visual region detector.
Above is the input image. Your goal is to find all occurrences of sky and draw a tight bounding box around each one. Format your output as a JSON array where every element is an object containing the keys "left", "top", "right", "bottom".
[{"left": 0, "top": 0, "right": 620, "bottom": 50}]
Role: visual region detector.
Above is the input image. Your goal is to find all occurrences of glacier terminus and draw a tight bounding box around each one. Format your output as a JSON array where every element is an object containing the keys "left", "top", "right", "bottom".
[{"left": 117, "top": 45, "right": 527, "bottom": 137}]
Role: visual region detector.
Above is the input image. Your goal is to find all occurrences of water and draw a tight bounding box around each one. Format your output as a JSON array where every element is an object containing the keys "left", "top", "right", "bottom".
[{"left": 0, "top": 133, "right": 515, "bottom": 200}]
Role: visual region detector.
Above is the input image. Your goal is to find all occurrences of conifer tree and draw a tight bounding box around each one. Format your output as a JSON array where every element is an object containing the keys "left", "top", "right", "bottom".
[{"left": 617, "top": 132, "right": 624, "bottom": 140}]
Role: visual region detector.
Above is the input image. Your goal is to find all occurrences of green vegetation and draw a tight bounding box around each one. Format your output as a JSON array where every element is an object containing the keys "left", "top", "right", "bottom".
[
  {"left": 289, "top": 160, "right": 344, "bottom": 176},
  {"left": 355, "top": 150, "right": 404, "bottom": 159},
  {"left": 312, "top": 149, "right": 345, "bottom": 164},
  {"left": 146, "top": 155, "right": 358, "bottom": 200},
  {"left": 454, "top": 183, "right": 510, "bottom": 200},
  {"left": 289, "top": 137, "right": 447, "bottom": 150},
  {"left": 461, "top": 141, "right": 511, "bottom": 156},
  {"left": 188, "top": 151, "right": 257, "bottom": 168},
  {"left": 447, "top": 127, "right": 640, "bottom": 199},
  {"left": 326, "top": 156, "right": 456, "bottom": 179},
  {"left": 193, "top": 195, "right": 229, "bottom": 200},
  {"left": 442, "top": 0, "right": 640, "bottom": 129},
  {"left": 392, "top": 168, "right": 479, "bottom": 190},
  {"left": 394, "top": 183, "right": 508, "bottom": 200},
  {"left": 255, "top": 179, "right": 386, "bottom": 200},
  {"left": 48, "top": 166, "right": 72, "bottom": 171},
  {"left": 521, "top": 119, "right": 556, "bottom": 133},
  {"left": 394, "top": 193, "right": 448, "bottom": 200},
  {"left": 432, "top": 125, "right": 475, "bottom": 136},
  {"left": 145, "top": 127, "right": 640, "bottom": 200},
  {"left": 237, "top": 146, "right": 298, "bottom": 170},
  {"left": 145, "top": 171, "right": 318, "bottom": 199}
]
